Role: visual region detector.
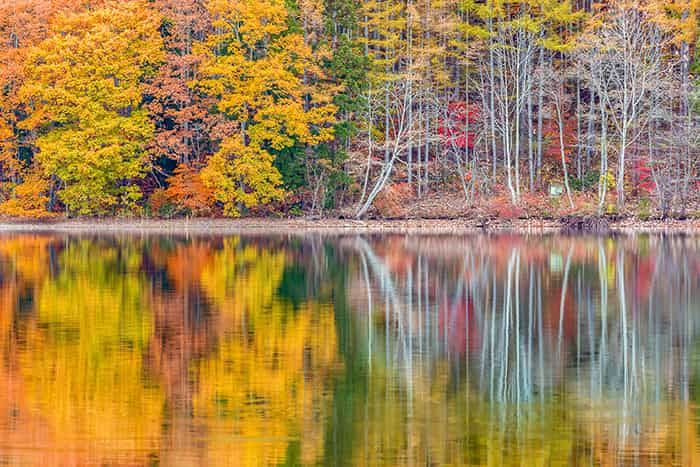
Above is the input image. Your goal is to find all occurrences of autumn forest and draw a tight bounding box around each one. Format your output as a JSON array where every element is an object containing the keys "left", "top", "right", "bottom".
[{"left": 0, "top": 0, "right": 698, "bottom": 219}]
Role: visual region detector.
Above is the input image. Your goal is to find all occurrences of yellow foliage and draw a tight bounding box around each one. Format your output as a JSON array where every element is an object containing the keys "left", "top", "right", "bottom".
[
  {"left": 18, "top": 0, "right": 164, "bottom": 215},
  {"left": 200, "top": 138, "right": 286, "bottom": 217},
  {"left": 195, "top": 0, "right": 336, "bottom": 216},
  {"left": 0, "top": 170, "right": 55, "bottom": 219}
]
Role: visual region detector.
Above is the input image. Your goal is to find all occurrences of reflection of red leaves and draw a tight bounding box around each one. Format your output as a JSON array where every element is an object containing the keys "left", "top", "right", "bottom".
[
  {"left": 542, "top": 289, "right": 576, "bottom": 341},
  {"left": 439, "top": 297, "right": 479, "bottom": 354},
  {"left": 632, "top": 254, "right": 655, "bottom": 305},
  {"left": 379, "top": 239, "right": 414, "bottom": 275}
]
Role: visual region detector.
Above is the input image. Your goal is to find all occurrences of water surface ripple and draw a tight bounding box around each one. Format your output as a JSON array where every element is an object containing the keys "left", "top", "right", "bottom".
[{"left": 0, "top": 233, "right": 698, "bottom": 465}]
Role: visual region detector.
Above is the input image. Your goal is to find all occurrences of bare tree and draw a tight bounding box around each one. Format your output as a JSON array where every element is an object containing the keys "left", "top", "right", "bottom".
[
  {"left": 356, "top": 76, "right": 425, "bottom": 218},
  {"left": 580, "top": 4, "right": 671, "bottom": 208}
]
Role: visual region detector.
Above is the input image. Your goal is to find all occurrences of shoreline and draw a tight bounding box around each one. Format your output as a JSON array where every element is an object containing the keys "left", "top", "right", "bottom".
[{"left": 1, "top": 217, "right": 700, "bottom": 235}]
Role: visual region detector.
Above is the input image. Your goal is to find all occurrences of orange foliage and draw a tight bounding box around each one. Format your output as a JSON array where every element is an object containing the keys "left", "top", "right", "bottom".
[
  {"left": 148, "top": 188, "right": 170, "bottom": 216},
  {"left": 373, "top": 183, "right": 413, "bottom": 218},
  {"left": 164, "top": 164, "right": 215, "bottom": 216},
  {"left": 543, "top": 116, "right": 577, "bottom": 163}
]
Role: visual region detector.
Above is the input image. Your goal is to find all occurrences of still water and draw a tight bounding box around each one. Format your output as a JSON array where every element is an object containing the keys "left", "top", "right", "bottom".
[{"left": 0, "top": 233, "right": 699, "bottom": 465}]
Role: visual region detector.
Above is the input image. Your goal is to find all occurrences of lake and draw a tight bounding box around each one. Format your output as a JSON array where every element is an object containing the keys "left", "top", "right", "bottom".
[{"left": 0, "top": 232, "right": 698, "bottom": 465}]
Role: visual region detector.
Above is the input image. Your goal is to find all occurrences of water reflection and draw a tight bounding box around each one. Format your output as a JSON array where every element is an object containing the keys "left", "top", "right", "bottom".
[
  {"left": 347, "top": 235, "right": 700, "bottom": 465},
  {"left": 0, "top": 233, "right": 698, "bottom": 465}
]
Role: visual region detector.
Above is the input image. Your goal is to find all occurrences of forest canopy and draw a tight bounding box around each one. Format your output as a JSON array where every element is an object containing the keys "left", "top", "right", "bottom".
[{"left": 0, "top": 0, "right": 698, "bottom": 219}]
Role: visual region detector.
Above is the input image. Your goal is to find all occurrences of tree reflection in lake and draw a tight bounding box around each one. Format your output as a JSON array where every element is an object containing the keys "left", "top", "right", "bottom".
[
  {"left": 345, "top": 234, "right": 700, "bottom": 465},
  {"left": 0, "top": 233, "right": 698, "bottom": 465}
]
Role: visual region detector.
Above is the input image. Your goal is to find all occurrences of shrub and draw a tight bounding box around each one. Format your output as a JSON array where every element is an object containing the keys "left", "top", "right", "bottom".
[
  {"left": 374, "top": 183, "right": 413, "bottom": 218},
  {"left": 164, "top": 164, "right": 215, "bottom": 217}
]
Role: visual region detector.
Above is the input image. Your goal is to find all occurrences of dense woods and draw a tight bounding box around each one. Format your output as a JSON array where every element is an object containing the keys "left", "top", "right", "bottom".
[{"left": 0, "top": 0, "right": 698, "bottom": 219}]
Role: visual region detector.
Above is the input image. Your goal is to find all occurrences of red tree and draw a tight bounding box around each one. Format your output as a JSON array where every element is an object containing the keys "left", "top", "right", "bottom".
[
  {"left": 437, "top": 102, "right": 479, "bottom": 150},
  {"left": 145, "top": 0, "right": 224, "bottom": 165}
]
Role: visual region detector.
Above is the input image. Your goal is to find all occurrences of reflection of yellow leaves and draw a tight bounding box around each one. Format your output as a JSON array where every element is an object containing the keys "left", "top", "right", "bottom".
[
  {"left": 193, "top": 303, "right": 338, "bottom": 466},
  {"left": 200, "top": 238, "right": 286, "bottom": 317},
  {"left": 0, "top": 235, "right": 54, "bottom": 283},
  {"left": 18, "top": 240, "right": 163, "bottom": 463},
  {"left": 195, "top": 240, "right": 339, "bottom": 465},
  {"left": 579, "top": 401, "right": 700, "bottom": 466}
]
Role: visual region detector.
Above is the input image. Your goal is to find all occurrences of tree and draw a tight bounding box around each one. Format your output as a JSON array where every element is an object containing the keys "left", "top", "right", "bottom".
[
  {"left": 578, "top": 2, "right": 670, "bottom": 208},
  {"left": 0, "top": 0, "right": 98, "bottom": 191},
  {"left": 194, "top": 0, "right": 337, "bottom": 217},
  {"left": 145, "top": 0, "right": 220, "bottom": 166},
  {"left": 0, "top": 169, "right": 54, "bottom": 219},
  {"left": 18, "top": 1, "right": 164, "bottom": 215},
  {"left": 200, "top": 139, "right": 285, "bottom": 216}
]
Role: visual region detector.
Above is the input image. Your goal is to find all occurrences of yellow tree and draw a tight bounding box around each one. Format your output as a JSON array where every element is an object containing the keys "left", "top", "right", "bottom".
[
  {"left": 195, "top": 0, "right": 337, "bottom": 217},
  {"left": 0, "top": 1, "right": 67, "bottom": 170},
  {"left": 17, "top": 1, "right": 164, "bottom": 215},
  {"left": 0, "top": 0, "right": 102, "bottom": 214}
]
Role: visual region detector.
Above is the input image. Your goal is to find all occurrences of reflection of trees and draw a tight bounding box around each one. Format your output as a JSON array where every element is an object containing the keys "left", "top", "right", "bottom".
[
  {"left": 0, "top": 234, "right": 342, "bottom": 465},
  {"left": 1, "top": 232, "right": 699, "bottom": 464},
  {"left": 345, "top": 234, "right": 700, "bottom": 464},
  {"left": 192, "top": 239, "right": 340, "bottom": 465},
  {"left": 144, "top": 239, "right": 219, "bottom": 466},
  {"left": 0, "top": 238, "right": 164, "bottom": 464},
  {"left": 0, "top": 235, "right": 59, "bottom": 463}
]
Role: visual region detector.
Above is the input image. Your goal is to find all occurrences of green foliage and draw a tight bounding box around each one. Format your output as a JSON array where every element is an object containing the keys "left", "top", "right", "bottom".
[
  {"left": 570, "top": 170, "right": 600, "bottom": 192},
  {"left": 637, "top": 197, "right": 653, "bottom": 221},
  {"left": 274, "top": 144, "right": 307, "bottom": 191},
  {"left": 330, "top": 37, "right": 370, "bottom": 112}
]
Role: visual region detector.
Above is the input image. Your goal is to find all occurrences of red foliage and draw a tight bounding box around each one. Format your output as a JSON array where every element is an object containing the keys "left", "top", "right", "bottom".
[
  {"left": 631, "top": 157, "right": 655, "bottom": 196},
  {"left": 487, "top": 194, "right": 525, "bottom": 219},
  {"left": 543, "top": 116, "right": 577, "bottom": 162},
  {"left": 543, "top": 117, "right": 576, "bottom": 162},
  {"left": 437, "top": 102, "right": 479, "bottom": 150}
]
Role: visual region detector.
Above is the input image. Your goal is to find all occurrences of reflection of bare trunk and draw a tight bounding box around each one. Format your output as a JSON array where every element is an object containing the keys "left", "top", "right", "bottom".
[
  {"left": 557, "top": 247, "right": 573, "bottom": 358},
  {"left": 344, "top": 234, "right": 699, "bottom": 423}
]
